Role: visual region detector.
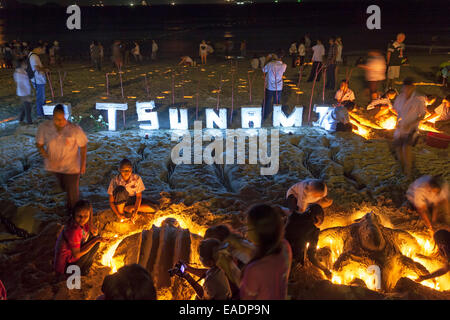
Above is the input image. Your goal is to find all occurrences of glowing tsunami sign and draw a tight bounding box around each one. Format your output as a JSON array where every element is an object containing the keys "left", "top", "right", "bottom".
[{"left": 96, "top": 102, "right": 306, "bottom": 131}]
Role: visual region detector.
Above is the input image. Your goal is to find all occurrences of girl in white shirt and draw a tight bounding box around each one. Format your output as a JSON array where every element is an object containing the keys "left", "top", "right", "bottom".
[{"left": 13, "top": 58, "right": 32, "bottom": 124}]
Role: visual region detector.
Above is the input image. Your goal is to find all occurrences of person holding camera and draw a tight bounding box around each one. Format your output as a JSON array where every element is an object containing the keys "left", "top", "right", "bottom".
[{"left": 173, "top": 238, "right": 231, "bottom": 300}]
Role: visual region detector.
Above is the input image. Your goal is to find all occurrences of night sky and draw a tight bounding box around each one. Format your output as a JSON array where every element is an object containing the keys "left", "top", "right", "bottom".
[{"left": 8, "top": 0, "right": 307, "bottom": 5}]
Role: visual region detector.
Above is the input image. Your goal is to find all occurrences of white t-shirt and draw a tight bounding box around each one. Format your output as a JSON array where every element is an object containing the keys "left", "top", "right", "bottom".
[
  {"left": 335, "top": 88, "right": 355, "bottom": 102},
  {"left": 263, "top": 60, "right": 287, "bottom": 91},
  {"left": 29, "top": 53, "right": 46, "bottom": 85},
  {"left": 365, "top": 56, "right": 386, "bottom": 81},
  {"left": 14, "top": 69, "right": 31, "bottom": 97},
  {"left": 298, "top": 44, "right": 306, "bottom": 56},
  {"left": 107, "top": 173, "right": 145, "bottom": 197},
  {"left": 199, "top": 43, "right": 208, "bottom": 55},
  {"left": 36, "top": 121, "right": 88, "bottom": 174},
  {"left": 323, "top": 106, "right": 350, "bottom": 132},
  {"left": 406, "top": 176, "right": 449, "bottom": 209},
  {"left": 393, "top": 92, "right": 427, "bottom": 136},
  {"left": 311, "top": 44, "right": 325, "bottom": 62},
  {"left": 367, "top": 97, "right": 392, "bottom": 110},
  {"left": 286, "top": 180, "right": 327, "bottom": 212},
  {"left": 434, "top": 103, "right": 450, "bottom": 121}
]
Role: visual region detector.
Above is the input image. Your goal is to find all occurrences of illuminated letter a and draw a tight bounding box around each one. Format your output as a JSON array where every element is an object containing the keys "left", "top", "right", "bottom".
[{"left": 366, "top": 5, "right": 381, "bottom": 30}]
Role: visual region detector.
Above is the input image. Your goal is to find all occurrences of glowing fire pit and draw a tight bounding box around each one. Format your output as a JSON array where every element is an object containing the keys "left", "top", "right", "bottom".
[{"left": 317, "top": 212, "right": 450, "bottom": 292}]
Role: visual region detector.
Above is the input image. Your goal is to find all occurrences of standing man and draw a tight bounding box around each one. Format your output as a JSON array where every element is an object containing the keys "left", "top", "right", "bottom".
[
  {"left": 358, "top": 50, "right": 386, "bottom": 100},
  {"left": 28, "top": 44, "right": 48, "bottom": 118},
  {"left": 36, "top": 104, "right": 88, "bottom": 214},
  {"left": 325, "top": 37, "right": 338, "bottom": 90},
  {"left": 386, "top": 33, "right": 406, "bottom": 89},
  {"left": 151, "top": 40, "right": 158, "bottom": 61},
  {"left": 262, "top": 52, "right": 287, "bottom": 120},
  {"left": 393, "top": 78, "right": 426, "bottom": 179},
  {"left": 307, "top": 39, "right": 325, "bottom": 82}
]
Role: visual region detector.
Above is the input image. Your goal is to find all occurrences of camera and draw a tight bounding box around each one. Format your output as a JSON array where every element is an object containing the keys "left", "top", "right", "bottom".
[{"left": 168, "top": 261, "right": 186, "bottom": 277}]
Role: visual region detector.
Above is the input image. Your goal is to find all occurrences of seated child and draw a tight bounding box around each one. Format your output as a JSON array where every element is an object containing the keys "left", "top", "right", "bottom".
[
  {"left": 175, "top": 238, "right": 232, "bottom": 300},
  {"left": 406, "top": 175, "right": 449, "bottom": 231},
  {"left": 367, "top": 89, "right": 398, "bottom": 119},
  {"left": 323, "top": 101, "right": 355, "bottom": 132},
  {"left": 99, "top": 264, "right": 157, "bottom": 300},
  {"left": 424, "top": 95, "right": 450, "bottom": 124},
  {"left": 54, "top": 200, "right": 109, "bottom": 276},
  {"left": 416, "top": 230, "right": 450, "bottom": 283},
  {"left": 335, "top": 80, "right": 355, "bottom": 105},
  {"left": 286, "top": 179, "right": 333, "bottom": 214},
  {"left": 179, "top": 56, "right": 194, "bottom": 66},
  {"left": 285, "top": 204, "right": 331, "bottom": 278},
  {"left": 108, "top": 158, "right": 158, "bottom": 222}
]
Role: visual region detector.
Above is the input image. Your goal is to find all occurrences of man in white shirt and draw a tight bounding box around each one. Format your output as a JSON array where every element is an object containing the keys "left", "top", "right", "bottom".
[
  {"left": 36, "top": 105, "right": 88, "bottom": 213},
  {"left": 286, "top": 179, "right": 333, "bottom": 214},
  {"left": 307, "top": 39, "right": 325, "bottom": 82},
  {"left": 393, "top": 78, "right": 426, "bottom": 178},
  {"left": 358, "top": 50, "right": 386, "bottom": 100},
  {"left": 14, "top": 58, "right": 32, "bottom": 124},
  {"left": 406, "top": 175, "right": 449, "bottom": 231},
  {"left": 262, "top": 53, "right": 287, "bottom": 120},
  {"left": 28, "top": 43, "right": 48, "bottom": 118}
]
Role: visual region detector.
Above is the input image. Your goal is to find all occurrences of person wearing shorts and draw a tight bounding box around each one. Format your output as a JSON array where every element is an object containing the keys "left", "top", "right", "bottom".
[{"left": 386, "top": 33, "right": 406, "bottom": 89}]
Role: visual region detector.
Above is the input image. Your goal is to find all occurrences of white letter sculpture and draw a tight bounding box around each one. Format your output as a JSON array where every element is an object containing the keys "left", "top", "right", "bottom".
[
  {"left": 169, "top": 108, "right": 189, "bottom": 130},
  {"left": 136, "top": 101, "right": 159, "bottom": 130},
  {"left": 273, "top": 105, "right": 303, "bottom": 127},
  {"left": 366, "top": 5, "right": 381, "bottom": 30},
  {"left": 95, "top": 103, "right": 128, "bottom": 131},
  {"left": 241, "top": 107, "right": 262, "bottom": 129},
  {"left": 205, "top": 108, "right": 227, "bottom": 129}
]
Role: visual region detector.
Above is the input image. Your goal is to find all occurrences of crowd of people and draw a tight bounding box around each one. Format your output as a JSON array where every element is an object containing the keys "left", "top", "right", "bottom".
[{"left": 2, "top": 31, "right": 450, "bottom": 300}]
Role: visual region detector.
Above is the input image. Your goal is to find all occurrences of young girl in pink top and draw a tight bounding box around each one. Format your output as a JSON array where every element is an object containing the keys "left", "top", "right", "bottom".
[
  {"left": 240, "top": 204, "right": 292, "bottom": 300},
  {"left": 54, "top": 200, "right": 109, "bottom": 276}
]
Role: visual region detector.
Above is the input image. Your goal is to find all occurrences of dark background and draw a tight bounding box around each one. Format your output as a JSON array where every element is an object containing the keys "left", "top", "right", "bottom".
[{"left": 1, "top": 1, "right": 449, "bottom": 59}]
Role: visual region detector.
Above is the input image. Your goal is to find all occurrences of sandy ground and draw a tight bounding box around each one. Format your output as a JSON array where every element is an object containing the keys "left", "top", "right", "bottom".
[{"left": 0, "top": 53, "right": 449, "bottom": 300}]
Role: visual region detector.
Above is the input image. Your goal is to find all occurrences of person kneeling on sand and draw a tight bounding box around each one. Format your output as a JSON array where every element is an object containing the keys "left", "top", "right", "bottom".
[
  {"left": 99, "top": 264, "right": 157, "bottom": 300},
  {"left": 285, "top": 204, "right": 331, "bottom": 279},
  {"left": 174, "top": 238, "right": 232, "bottom": 300},
  {"left": 416, "top": 230, "right": 450, "bottom": 283},
  {"left": 323, "top": 101, "right": 356, "bottom": 133},
  {"left": 424, "top": 95, "right": 450, "bottom": 125},
  {"left": 367, "top": 89, "right": 398, "bottom": 120},
  {"left": 108, "top": 158, "right": 159, "bottom": 223},
  {"left": 178, "top": 56, "right": 194, "bottom": 66},
  {"left": 286, "top": 179, "right": 333, "bottom": 214},
  {"left": 54, "top": 200, "right": 110, "bottom": 277},
  {"left": 406, "top": 175, "right": 449, "bottom": 231}
]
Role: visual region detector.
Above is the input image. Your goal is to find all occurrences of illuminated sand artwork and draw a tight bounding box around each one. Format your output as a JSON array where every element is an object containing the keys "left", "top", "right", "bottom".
[{"left": 0, "top": 52, "right": 449, "bottom": 300}]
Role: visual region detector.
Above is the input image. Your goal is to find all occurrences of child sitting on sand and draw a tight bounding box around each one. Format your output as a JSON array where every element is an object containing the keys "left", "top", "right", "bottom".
[
  {"left": 54, "top": 200, "right": 110, "bottom": 276},
  {"left": 108, "top": 159, "right": 158, "bottom": 223},
  {"left": 335, "top": 80, "right": 356, "bottom": 105},
  {"left": 286, "top": 179, "right": 333, "bottom": 214},
  {"left": 175, "top": 238, "right": 232, "bottom": 300}
]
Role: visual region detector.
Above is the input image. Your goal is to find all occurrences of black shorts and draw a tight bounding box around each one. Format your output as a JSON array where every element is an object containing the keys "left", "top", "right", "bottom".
[{"left": 393, "top": 130, "right": 419, "bottom": 148}]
